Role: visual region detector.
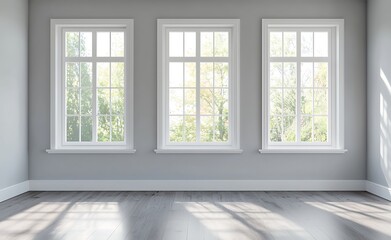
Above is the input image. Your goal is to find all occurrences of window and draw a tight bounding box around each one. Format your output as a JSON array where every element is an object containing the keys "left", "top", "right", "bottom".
[
  {"left": 156, "top": 19, "right": 241, "bottom": 153},
  {"left": 48, "top": 19, "right": 134, "bottom": 153},
  {"left": 261, "top": 19, "right": 345, "bottom": 153}
]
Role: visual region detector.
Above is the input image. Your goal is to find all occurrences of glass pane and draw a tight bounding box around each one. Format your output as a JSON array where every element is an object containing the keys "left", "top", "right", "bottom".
[
  {"left": 97, "top": 32, "right": 110, "bottom": 57},
  {"left": 270, "top": 32, "right": 282, "bottom": 57},
  {"left": 184, "top": 62, "right": 196, "bottom": 87},
  {"left": 66, "top": 62, "right": 80, "bottom": 88},
  {"left": 81, "top": 116, "right": 92, "bottom": 142},
  {"left": 184, "top": 89, "right": 196, "bottom": 115},
  {"left": 269, "top": 116, "right": 282, "bottom": 142},
  {"left": 201, "top": 32, "right": 213, "bottom": 57},
  {"left": 314, "top": 62, "right": 328, "bottom": 88},
  {"left": 98, "top": 116, "right": 111, "bottom": 142},
  {"left": 314, "top": 116, "right": 328, "bottom": 142},
  {"left": 300, "top": 116, "right": 313, "bottom": 142},
  {"left": 314, "top": 32, "right": 328, "bottom": 57},
  {"left": 200, "top": 89, "right": 213, "bottom": 115},
  {"left": 169, "top": 32, "right": 183, "bottom": 57},
  {"left": 112, "top": 116, "right": 125, "bottom": 142},
  {"left": 284, "top": 32, "right": 296, "bottom": 57},
  {"left": 169, "top": 89, "right": 183, "bottom": 115},
  {"left": 80, "top": 63, "right": 92, "bottom": 87},
  {"left": 169, "top": 62, "right": 183, "bottom": 87},
  {"left": 200, "top": 116, "right": 213, "bottom": 142},
  {"left": 270, "top": 89, "right": 282, "bottom": 115},
  {"left": 80, "top": 32, "right": 92, "bottom": 57},
  {"left": 97, "top": 62, "right": 110, "bottom": 87},
  {"left": 301, "top": 89, "right": 313, "bottom": 115},
  {"left": 214, "top": 89, "right": 229, "bottom": 115},
  {"left": 214, "top": 115, "right": 229, "bottom": 142},
  {"left": 111, "top": 89, "right": 125, "bottom": 115},
  {"left": 283, "top": 116, "right": 296, "bottom": 142},
  {"left": 301, "top": 62, "right": 313, "bottom": 88},
  {"left": 111, "top": 32, "right": 124, "bottom": 57},
  {"left": 66, "top": 88, "right": 79, "bottom": 115},
  {"left": 283, "top": 89, "right": 296, "bottom": 115},
  {"left": 214, "top": 32, "right": 229, "bottom": 57},
  {"left": 270, "top": 62, "right": 282, "bottom": 87},
  {"left": 169, "top": 116, "right": 183, "bottom": 142},
  {"left": 66, "top": 32, "right": 79, "bottom": 57},
  {"left": 283, "top": 62, "right": 296, "bottom": 88},
  {"left": 184, "top": 32, "right": 196, "bottom": 57},
  {"left": 184, "top": 116, "right": 196, "bottom": 142},
  {"left": 301, "top": 32, "right": 313, "bottom": 57},
  {"left": 97, "top": 89, "right": 110, "bottom": 115},
  {"left": 111, "top": 62, "right": 125, "bottom": 88},
  {"left": 214, "top": 63, "right": 229, "bottom": 87},
  {"left": 81, "top": 88, "right": 92, "bottom": 115},
  {"left": 200, "top": 62, "right": 213, "bottom": 87},
  {"left": 66, "top": 116, "right": 79, "bottom": 142},
  {"left": 314, "top": 89, "right": 328, "bottom": 115}
]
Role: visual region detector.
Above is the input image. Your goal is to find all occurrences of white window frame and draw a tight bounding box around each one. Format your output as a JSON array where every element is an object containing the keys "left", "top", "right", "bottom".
[
  {"left": 260, "top": 19, "right": 346, "bottom": 154},
  {"left": 47, "top": 19, "right": 135, "bottom": 154},
  {"left": 156, "top": 19, "right": 241, "bottom": 154}
]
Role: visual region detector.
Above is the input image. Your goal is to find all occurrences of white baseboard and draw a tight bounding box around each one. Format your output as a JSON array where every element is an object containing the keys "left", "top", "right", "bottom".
[
  {"left": 366, "top": 181, "right": 391, "bottom": 201},
  {"left": 0, "top": 181, "right": 30, "bottom": 203},
  {"left": 29, "top": 180, "right": 366, "bottom": 191}
]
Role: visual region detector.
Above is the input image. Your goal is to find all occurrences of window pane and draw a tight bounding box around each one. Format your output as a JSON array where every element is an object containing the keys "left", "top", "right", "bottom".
[
  {"left": 314, "top": 89, "right": 328, "bottom": 115},
  {"left": 81, "top": 88, "right": 92, "bottom": 115},
  {"left": 111, "top": 32, "right": 124, "bottom": 57},
  {"left": 270, "top": 32, "right": 282, "bottom": 57},
  {"left": 169, "top": 32, "right": 183, "bottom": 57},
  {"left": 184, "top": 62, "right": 196, "bottom": 87},
  {"left": 67, "top": 116, "right": 79, "bottom": 142},
  {"left": 111, "top": 89, "right": 125, "bottom": 115},
  {"left": 283, "top": 62, "right": 296, "bottom": 88},
  {"left": 66, "top": 88, "right": 79, "bottom": 115},
  {"left": 184, "top": 32, "right": 196, "bottom": 57},
  {"left": 214, "top": 89, "right": 229, "bottom": 115},
  {"left": 314, "top": 32, "right": 328, "bottom": 57},
  {"left": 214, "top": 32, "right": 229, "bottom": 57},
  {"left": 301, "top": 89, "right": 313, "bottom": 115},
  {"left": 184, "top": 89, "right": 196, "bottom": 115},
  {"left": 214, "top": 115, "right": 229, "bottom": 142},
  {"left": 269, "top": 116, "right": 282, "bottom": 142},
  {"left": 300, "top": 116, "right": 313, "bottom": 142},
  {"left": 66, "top": 62, "right": 80, "bottom": 88},
  {"left": 201, "top": 32, "right": 213, "bottom": 57},
  {"left": 214, "top": 63, "right": 229, "bottom": 87},
  {"left": 111, "top": 62, "right": 125, "bottom": 88},
  {"left": 200, "top": 63, "right": 213, "bottom": 87},
  {"left": 314, "top": 62, "right": 328, "bottom": 88},
  {"left": 80, "top": 32, "right": 92, "bottom": 57},
  {"left": 112, "top": 116, "right": 125, "bottom": 142},
  {"left": 284, "top": 32, "right": 296, "bottom": 57},
  {"left": 270, "top": 62, "right": 283, "bottom": 87},
  {"left": 80, "top": 63, "right": 92, "bottom": 87},
  {"left": 184, "top": 116, "right": 196, "bottom": 142},
  {"left": 200, "top": 89, "right": 213, "bottom": 115},
  {"left": 283, "top": 89, "right": 296, "bottom": 115},
  {"left": 314, "top": 116, "right": 328, "bottom": 142},
  {"left": 97, "top": 89, "right": 110, "bottom": 115},
  {"left": 66, "top": 32, "right": 79, "bottom": 57},
  {"left": 283, "top": 116, "right": 296, "bottom": 142},
  {"left": 169, "top": 62, "right": 183, "bottom": 87},
  {"left": 98, "top": 116, "right": 111, "bottom": 142},
  {"left": 270, "top": 89, "right": 282, "bottom": 115},
  {"left": 301, "top": 62, "right": 313, "bottom": 88},
  {"left": 301, "top": 32, "right": 313, "bottom": 57},
  {"left": 169, "top": 116, "right": 183, "bottom": 142},
  {"left": 169, "top": 89, "right": 183, "bottom": 115},
  {"left": 81, "top": 116, "right": 92, "bottom": 142},
  {"left": 97, "top": 62, "right": 110, "bottom": 87},
  {"left": 97, "top": 32, "right": 110, "bottom": 57},
  {"left": 200, "top": 116, "right": 213, "bottom": 142}
]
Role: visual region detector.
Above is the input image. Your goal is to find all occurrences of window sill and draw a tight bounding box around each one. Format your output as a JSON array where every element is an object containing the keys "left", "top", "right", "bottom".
[
  {"left": 46, "top": 149, "right": 136, "bottom": 154},
  {"left": 259, "top": 149, "right": 348, "bottom": 154},
  {"left": 154, "top": 149, "right": 243, "bottom": 154}
]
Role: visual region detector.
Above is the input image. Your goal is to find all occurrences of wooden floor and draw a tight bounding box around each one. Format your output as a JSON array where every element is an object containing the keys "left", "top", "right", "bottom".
[{"left": 0, "top": 192, "right": 391, "bottom": 240}]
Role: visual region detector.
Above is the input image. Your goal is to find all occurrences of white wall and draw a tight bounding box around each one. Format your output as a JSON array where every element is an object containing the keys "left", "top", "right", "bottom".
[
  {"left": 0, "top": 0, "right": 29, "bottom": 189},
  {"left": 28, "top": 0, "right": 367, "bottom": 182}
]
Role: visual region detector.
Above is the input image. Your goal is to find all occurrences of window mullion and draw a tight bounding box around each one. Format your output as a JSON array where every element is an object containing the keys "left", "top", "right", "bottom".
[
  {"left": 297, "top": 31, "right": 301, "bottom": 143},
  {"left": 196, "top": 31, "right": 201, "bottom": 143},
  {"left": 92, "top": 30, "right": 97, "bottom": 143}
]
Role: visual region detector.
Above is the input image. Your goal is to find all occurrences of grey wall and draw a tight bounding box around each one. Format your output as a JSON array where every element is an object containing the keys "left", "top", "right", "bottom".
[
  {"left": 29, "top": 0, "right": 367, "bottom": 181},
  {"left": 367, "top": 0, "right": 391, "bottom": 187},
  {"left": 0, "top": 0, "right": 28, "bottom": 189}
]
